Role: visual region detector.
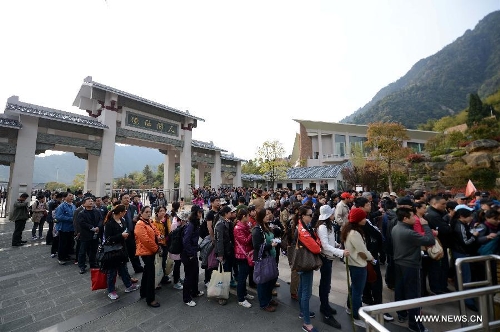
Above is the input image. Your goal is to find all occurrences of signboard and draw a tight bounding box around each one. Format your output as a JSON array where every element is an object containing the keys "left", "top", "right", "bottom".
[{"left": 126, "top": 111, "right": 178, "bottom": 137}]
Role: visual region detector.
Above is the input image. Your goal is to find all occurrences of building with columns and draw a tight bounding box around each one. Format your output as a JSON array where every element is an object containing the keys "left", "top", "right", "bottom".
[
  {"left": 0, "top": 77, "right": 244, "bottom": 213},
  {"left": 292, "top": 119, "right": 437, "bottom": 167}
]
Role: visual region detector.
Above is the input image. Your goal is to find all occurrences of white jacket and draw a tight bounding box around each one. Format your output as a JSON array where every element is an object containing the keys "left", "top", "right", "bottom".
[{"left": 317, "top": 224, "right": 344, "bottom": 260}]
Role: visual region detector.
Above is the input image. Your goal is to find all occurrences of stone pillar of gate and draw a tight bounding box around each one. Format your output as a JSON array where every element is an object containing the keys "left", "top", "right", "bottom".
[
  {"left": 195, "top": 164, "right": 206, "bottom": 189},
  {"left": 234, "top": 161, "right": 242, "bottom": 187},
  {"left": 163, "top": 151, "right": 176, "bottom": 192},
  {"left": 95, "top": 92, "right": 118, "bottom": 196},
  {"left": 211, "top": 151, "right": 222, "bottom": 189},
  {"left": 179, "top": 127, "right": 192, "bottom": 199},
  {"left": 8, "top": 114, "right": 38, "bottom": 214},
  {"left": 85, "top": 154, "right": 99, "bottom": 195}
]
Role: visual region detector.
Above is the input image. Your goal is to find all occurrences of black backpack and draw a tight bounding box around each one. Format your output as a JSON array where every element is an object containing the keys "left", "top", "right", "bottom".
[
  {"left": 199, "top": 212, "right": 219, "bottom": 239},
  {"left": 168, "top": 225, "right": 186, "bottom": 255}
]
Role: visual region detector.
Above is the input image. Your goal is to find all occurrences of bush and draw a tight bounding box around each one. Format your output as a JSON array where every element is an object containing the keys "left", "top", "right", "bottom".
[
  {"left": 423, "top": 175, "right": 432, "bottom": 181},
  {"left": 431, "top": 156, "right": 445, "bottom": 162},
  {"left": 470, "top": 168, "right": 498, "bottom": 190},
  {"left": 407, "top": 153, "right": 425, "bottom": 163},
  {"left": 451, "top": 150, "right": 466, "bottom": 157},
  {"left": 430, "top": 150, "right": 447, "bottom": 157}
]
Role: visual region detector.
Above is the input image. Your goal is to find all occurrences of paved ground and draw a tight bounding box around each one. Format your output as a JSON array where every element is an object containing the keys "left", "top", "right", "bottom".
[{"left": 0, "top": 211, "right": 478, "bottom": 332}]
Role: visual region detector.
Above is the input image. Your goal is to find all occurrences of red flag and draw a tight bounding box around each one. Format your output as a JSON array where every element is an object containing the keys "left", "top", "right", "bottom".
[{"left": 465, "top": 180, "right": 477, "bottom": 198}]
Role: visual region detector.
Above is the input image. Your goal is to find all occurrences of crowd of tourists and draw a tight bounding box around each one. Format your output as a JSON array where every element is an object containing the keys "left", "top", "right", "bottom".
[{"left": 9, "top": 186, "right": 500, "bottom": 332}]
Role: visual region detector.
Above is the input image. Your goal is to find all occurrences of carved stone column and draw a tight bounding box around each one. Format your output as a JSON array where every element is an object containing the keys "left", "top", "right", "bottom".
[
  {"left": 8, "top": 115, "right": 38, "bottom": 214},
  {"left": 179, "top": 126, "right": 192, "bottom": 199},
  {"left": 211, "top": 151, "right": 222, "bottom": 189}
]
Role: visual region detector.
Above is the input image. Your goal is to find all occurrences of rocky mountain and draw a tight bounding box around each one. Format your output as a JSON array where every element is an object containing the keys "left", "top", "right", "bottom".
[
  {"left": 0, "top": 145, "right": 165, "bottom": 184},
  {"left": 342, "top": 10, "right": 500, "bottom": 128}
]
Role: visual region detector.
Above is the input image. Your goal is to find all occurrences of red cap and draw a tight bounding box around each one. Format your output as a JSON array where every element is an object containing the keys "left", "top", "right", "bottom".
[
  {"left": 349, "top": 208, "right": 367, "bottom": 223},
  {"left": 341, "top": 192, "right": 353, "bottom": 200}
]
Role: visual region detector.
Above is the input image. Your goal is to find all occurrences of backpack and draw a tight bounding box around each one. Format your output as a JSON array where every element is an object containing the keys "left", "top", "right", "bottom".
[
  {"left": 29, "top": 201, "right": 39, "bottom": 218},
  {"left": 199, "top": 211, "right": 219, "bottom": 239},
  {"left": 168, "top": 225, "right": 186, "bottom": 255}
]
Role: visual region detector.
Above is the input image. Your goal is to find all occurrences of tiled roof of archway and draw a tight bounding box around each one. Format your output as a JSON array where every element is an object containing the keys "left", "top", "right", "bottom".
[
  {"left": 0, "top": 117, "right": 22, "bottom": 128},
  {"left": 5, "top": 102, "right": 108, "bottom": 129},
  {"left": 221, "top": 153, "right": 246, "bottom": 162},
  {"left": 85, "top": 77, "right": 205, "bottom": 122},
  {"left": 286, "top": 162, "right": 352, "bottom": 179},
  {"left": 191, "top": 140, "right": 227, "bottom": 152}
]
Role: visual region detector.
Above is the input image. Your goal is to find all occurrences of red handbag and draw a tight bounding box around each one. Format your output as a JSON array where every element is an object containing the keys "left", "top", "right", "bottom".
[{"left": 91, "top": 268, "right": 116, "bottom": 291}]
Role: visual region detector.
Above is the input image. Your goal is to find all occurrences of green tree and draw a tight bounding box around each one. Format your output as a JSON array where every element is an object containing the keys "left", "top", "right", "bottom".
[
  {"left": 366, "top": 122, "right": 410, "bottom": 193},
  {"left": 45, "top": 181, "right": 67, "bottom": 192},
  {"left": 71, "top": 174, "right": 85, "bottom": 192},
  {"left": 467, "top": 93, "right": 488, "bottom": 126},
  {"left": 242, "top": 159, "right": 263, "bottom": 174},
  {"left": 154, "top": 163, "right": 164, "bottom": 188},
  {"left": 256, "top": 140, "right": 290, "bottom": 189},
  {"left": 142, "top": 165, "right": 154, "bottom": 186}
]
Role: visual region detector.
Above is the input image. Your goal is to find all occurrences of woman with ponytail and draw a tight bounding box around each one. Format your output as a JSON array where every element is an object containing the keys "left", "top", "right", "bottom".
[{"left": 102, "top": 204, "right": 140, "bottom": 300}]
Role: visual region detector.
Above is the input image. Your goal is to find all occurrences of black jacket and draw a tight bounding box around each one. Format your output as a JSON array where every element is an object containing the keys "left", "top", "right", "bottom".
[
  {"left": 252, "top": 226, "right": 273, "bottom": 261},
  {"left": 77, "top": 208, "right": 103, "bottom": 241},
  {"left": 215, "top": 218, "right": 234, "bottom": 259},
  {"left": 182, "top": 220, "right": 200, "bottom": 257},
  {"left": 425, "top": 206, "right": 452, "bottom": 248}
]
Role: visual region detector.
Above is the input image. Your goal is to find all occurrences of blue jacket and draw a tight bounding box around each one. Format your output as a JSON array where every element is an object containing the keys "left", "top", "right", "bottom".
[{"left": 55, "top": 202, "right": 76, "bottom": 232}]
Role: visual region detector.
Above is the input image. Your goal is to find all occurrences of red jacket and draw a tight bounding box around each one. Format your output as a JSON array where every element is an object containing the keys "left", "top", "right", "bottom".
[
  {"left": 298, "top": 221, "right": 321, "bottom": 254},
  {"left": 234, "top": 221, "right": 253, "bottom": 260}
]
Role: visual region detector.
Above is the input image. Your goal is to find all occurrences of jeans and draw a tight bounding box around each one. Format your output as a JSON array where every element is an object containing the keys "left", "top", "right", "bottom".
[
  {"left": 395, "top": 264, "right": 421, "bottom": 329},
  {"left": 140, "top": 255, "right": 156, "bottom": 304},
  {"left": 298, "top": 270, "right": 314, "bottom": 325},
  {"left": 257, "top": 279, "right": 276, "bottom": 308},
  {"left": 78, "top": 239, "right": 98, "bottom": 269},
  {"left": 12, "top": 219, "right": 27, "bottom": 245},
  {"left": 319, "top": 256, "right": 333, "bottom": 316},
  {"left": 181, "top": 253, "right": 200, "bottom": 303},
  {"left": 236, "top": 259, "right": 250, "bottom": 302},
  {"left": 385, "top": 254, "right": 395, "bottom": 288},
  {"left": 107, "top": 263, "right": 132, "bottom": 293},
  {"left": 452, "top": 251, "right": 475, "bottom": 307},
  {"left": 32, "top": 218, "right": 45, "bottom": 237},
  {"left": 348, "top": 265, "right": 367, "bottom": 320}
]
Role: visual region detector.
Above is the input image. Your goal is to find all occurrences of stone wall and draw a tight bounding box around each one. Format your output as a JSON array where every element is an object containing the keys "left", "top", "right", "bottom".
[{"left": 299, "top": 123, "right": 312, "bottom": 162}]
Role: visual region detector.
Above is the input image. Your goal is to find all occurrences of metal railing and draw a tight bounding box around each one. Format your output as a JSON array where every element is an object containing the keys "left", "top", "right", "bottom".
[
  {"left": 455, "top": 254, "right": 500, "bottom": 327},
  {"left": 359, "top": 285, "right": 500, "bottom": 332}
]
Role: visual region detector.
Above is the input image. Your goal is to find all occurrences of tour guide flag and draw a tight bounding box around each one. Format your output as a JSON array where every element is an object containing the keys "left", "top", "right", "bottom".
[{"left": 465, "top": 180, "right": 477, "bottom": 197}]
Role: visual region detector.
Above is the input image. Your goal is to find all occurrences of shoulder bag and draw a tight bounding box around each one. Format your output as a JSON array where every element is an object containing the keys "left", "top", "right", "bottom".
[
  {"left": 291, "top": 236, "right": 322, "bottom": 272},
  {"left": 253, "top": 243, "right": 278, "bottom": 284}
]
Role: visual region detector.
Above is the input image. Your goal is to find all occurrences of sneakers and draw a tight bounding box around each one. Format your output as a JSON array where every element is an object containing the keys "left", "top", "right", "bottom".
[
  {"left": 58, "top": 260, "right": 66, "bottom": 265},
  {"left": 345, "top": 308, "right": 351, "bottom": 315},
  {"left": 299, "top": 312, "right": 316, "bottom": 319},
  {"left": 50, "top": 254, "right": 57, "bottom": 258},
  {"left": 323, "top": 315, "right": 341, "bottom": 329},
  {"left": 193, "top": 291, "right": 204, "bottom": 297},
  {"left": 383, "top": 313, "right": 394, "bottom": 321},
  {"left": 125, "top": 284, "right": 140, "bottom": 293},
  {"left": 31, "top": 236, "right": 38, "bottom": 240},
  {"left": 302, "top": 325, "right": 319, "bottom": 332},
  {"left": 398, "top": 315, "right": 408, "bottom": 323},
  {"left": 108, "top": 291, "right": 119, "bottom": 300},
  {"left": 238, "top": 300, "right": 252, "bottom": 308},
  {"left": 218, "top": 299, "right": 227, "bottom": 305},
  {"left": 353, "top": 319, "right": 366, "bottom": 328},
  {"left": 79, "top": 268, "right": 86, "bottom": 274},
  {"left": 173, "top": 282, "right": 183, "bottom": 290},
  {"left": 230, "top": 280, "right": 237, "bottom": 288},
  {"left": 244, "top": 294, "right": 255, "bottom": 300},
  {"left": 38, "top": 236, "right": 44, "bottom": 240},
  {"left": 185, "top": 300, "right": 196, "bottom": 307}
]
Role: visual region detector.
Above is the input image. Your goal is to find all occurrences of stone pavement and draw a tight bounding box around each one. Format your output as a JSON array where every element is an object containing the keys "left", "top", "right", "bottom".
[{"left": 0, "top": 216, "right": 469, "bottom": 332}]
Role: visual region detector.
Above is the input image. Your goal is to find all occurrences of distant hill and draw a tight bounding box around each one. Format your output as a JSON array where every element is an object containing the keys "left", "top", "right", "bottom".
[
  {"left": 0, "top": 145, "right": 164, "bottom": 184},
  {"left": 341, "top": 11, "right": 500, "bottom": 128}
]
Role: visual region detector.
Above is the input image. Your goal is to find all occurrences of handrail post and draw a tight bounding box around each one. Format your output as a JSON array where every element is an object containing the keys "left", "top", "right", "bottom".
[
  {"left": 455, "top": 257, "right": 467, "bottom": 327},
  {"left": 479, "top": 292, "right": 490, "bottom": 332}
]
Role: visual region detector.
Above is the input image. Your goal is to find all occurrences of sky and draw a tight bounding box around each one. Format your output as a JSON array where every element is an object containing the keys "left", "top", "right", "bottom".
[{"left": 1, "top": 0, "right": 499, "bottom": 162}]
